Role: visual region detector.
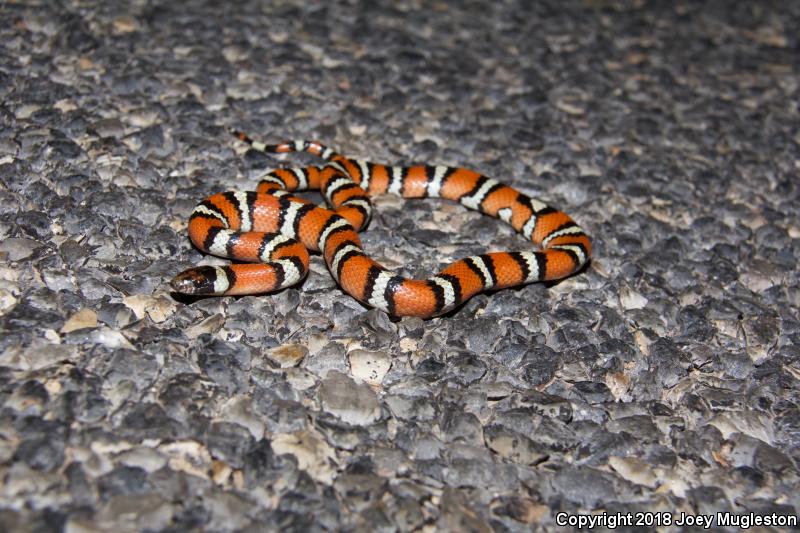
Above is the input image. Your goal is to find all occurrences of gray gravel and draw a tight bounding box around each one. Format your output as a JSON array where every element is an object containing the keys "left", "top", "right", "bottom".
[{"left": 1, "top": 0, "right": 799, "bottom": 531}]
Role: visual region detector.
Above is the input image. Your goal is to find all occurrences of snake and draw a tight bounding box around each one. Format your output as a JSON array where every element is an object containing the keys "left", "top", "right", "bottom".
[{"left": 170, "top": 129, "right": 591, "bottom": 318}]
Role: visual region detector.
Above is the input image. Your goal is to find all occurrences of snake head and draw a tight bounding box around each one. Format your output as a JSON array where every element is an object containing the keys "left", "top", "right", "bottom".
[{"left": 170, "top": 266, "right": 223, "bottom": 295}]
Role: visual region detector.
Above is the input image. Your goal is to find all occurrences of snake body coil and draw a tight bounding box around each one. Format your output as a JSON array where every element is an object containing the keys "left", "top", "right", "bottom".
[{"left": 171, "top": 130, "right": 591, "bottom": 318}]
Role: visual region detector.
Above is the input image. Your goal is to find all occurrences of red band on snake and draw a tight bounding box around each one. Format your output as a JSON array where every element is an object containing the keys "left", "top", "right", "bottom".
[{"left": 170, "top": 129, "right": 592, "bottom": 318}]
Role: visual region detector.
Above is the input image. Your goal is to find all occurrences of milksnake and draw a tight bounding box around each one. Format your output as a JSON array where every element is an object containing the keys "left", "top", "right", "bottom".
[{"left": 170, "top": 129, "right": 592, "bottom": 318}]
